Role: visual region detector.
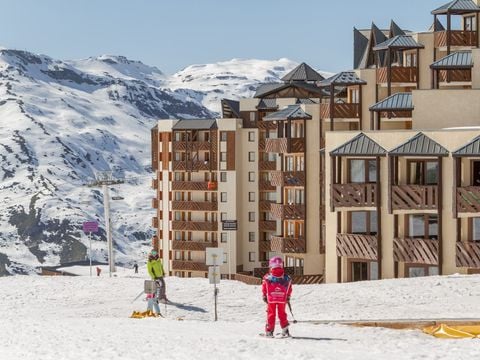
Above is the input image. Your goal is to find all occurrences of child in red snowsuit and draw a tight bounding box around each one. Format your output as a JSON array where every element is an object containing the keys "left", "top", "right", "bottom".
[{"left": 262, "top": 256, "right": 292, "bottom": 337}]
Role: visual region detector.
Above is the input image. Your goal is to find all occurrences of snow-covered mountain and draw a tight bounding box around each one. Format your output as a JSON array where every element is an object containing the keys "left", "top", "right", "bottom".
[{"left": 0, "top": 48, "right": 325, "bottom": 275}]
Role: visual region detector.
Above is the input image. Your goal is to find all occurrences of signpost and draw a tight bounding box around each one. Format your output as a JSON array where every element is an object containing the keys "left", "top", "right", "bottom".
[
  {"left": 222, "top": 220, "right": 238, "bottom": 279},
  {"left": 82, "top": 221, "right": 99, "bottom": 276},
  {"left": 206, "top": 247, "right": 223, "bottom": 321}
]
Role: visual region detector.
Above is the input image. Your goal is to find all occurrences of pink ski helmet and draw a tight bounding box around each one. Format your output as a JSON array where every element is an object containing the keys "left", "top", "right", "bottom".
[{"left": 269, "top": 256, "right": 283, "bottom": 269}]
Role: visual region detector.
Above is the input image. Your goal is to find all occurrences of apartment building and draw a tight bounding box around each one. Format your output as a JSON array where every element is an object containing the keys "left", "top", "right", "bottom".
[{"left": 151, "top": 0, "right": 480, "bottom": 283}]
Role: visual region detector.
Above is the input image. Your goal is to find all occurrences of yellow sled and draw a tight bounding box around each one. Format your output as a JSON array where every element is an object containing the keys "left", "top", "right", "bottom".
[
  {"left": 423, "top": 324, "right": 480, "bottom": 339},
  {"left": 130, "top": 310, "right": 161, "bottom": 319}
]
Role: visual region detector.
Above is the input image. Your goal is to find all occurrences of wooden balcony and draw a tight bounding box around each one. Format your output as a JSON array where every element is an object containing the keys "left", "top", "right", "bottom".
[
  {"left": 336, "top": 234, "right": 378, "bottom": 261},
  {"left": 457, "top": 187, "right": 480, "bottom": 213},
  {"left": 379, "top": 110, "right": 412, "bottom": 118},
  {"left": 171, "top": 221, "right": 218, "bottom": 231},
  {"left": 172, "top": 260, "right": 208, "bottom": 272},
  {"left": 393, "top": 237, "right": 438, "bottom": 265},
  {"left": 320, "top": 103, "right": 360, "bottom": 119},
  {"left": 152, "top": 198, "right": 159, "bottom": 209},
  {"left": 152, "top": 178, "right": 158, "bottom": 189},
  {"left": 258, "top": 121, "right": 278, "bottom": 130},
  {"left": 172, "top": 181, "right": 210, "bottom": 191},
  {"left": 259, "top": 241, "right": 271, "bottom": 253},
  {"left": 259, "top": 160, "right": 276, "bottom": 171},
  {"left": 439, "top": 69, "right": 472, "bottom": 83},
  {"left": 259, "top": 200, "right": 274, "bottom": 212},
  {"left": 376, "top": 67, "right": 417, "bottom": 84},
  {"left": 331, "top": 183, "right": 377, "bottom": 209},
  {"left": 172, "top": 240, "right": 217, "bottom": 251},
  {"left": 270, "top": 236, "right": 306, "bottom": 253},
  {"left": 391, "top": 185, "right": 438, "bottom": 211},
  {"left": 270, "top": 203, "right": 305, "bottom": 220},
  {"left": 435, "top": 30, "right": 477, "bottom": 48},
  {"left": 265, "top": 138, "right": 305, "bottom": 153},
  {"left": 172, "top": 160, "right": 216, "bottom": 171},
  {"left": 172, "top": 201, "right": 217, "bottom": 211},
  {"left": 259, "top": 220, "right": 277, "bottom": 232},
  {"left": 259, "top": 180, "right": 276, "bottom": 191},
  {"left": 152, "top": 216, "right": 158, "bottom": 228},
  {"left": 172, "top": 141, "right": 211, "bottom": 151},
  {"left": 270, "top": 171, "right": 305, "bottom": 187},
  {"left": 456, "top": 241, "right": 480, "bottom": 268}
]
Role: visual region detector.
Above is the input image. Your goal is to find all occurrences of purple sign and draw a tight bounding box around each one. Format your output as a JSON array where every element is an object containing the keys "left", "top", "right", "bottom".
[{"left": 83, "top": 221, "right": 99, "bottom": 233}]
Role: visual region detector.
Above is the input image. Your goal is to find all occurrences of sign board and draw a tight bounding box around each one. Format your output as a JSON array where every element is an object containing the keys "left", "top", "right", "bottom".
[
  {"left": 208, "top": 266, "right": 221, "bottom": 285},
  {"left": 83, "top": 221, "right": 99, "bottom": 233},
  {"left": 206, "top": 247, "right": 224, "bottom": 266},
  {"left": 222, "top": 220, "right": 238, "bottom": 231}
]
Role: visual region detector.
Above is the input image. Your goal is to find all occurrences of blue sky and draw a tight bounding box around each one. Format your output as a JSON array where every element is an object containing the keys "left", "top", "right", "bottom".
[{"left": 0, "top": 0, "right": 450, "bottom": 74}]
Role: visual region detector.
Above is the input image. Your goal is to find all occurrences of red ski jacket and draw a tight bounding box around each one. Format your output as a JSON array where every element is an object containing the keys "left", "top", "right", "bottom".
[{"left": 262, "top": 273, "right": 292, "bottom": 304}]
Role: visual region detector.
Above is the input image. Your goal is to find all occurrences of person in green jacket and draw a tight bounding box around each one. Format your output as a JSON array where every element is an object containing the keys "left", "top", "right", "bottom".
[{"left": 147, "top": 249, "right": 167, "bottom": 302}]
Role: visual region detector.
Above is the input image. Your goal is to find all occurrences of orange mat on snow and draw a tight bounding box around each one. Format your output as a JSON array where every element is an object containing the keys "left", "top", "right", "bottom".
[
  {"left": 130, "top": 310, "right": 161, "bottom": 319},
  {"left": 423, "top": 324, "right": 480, "bottom": 338}
]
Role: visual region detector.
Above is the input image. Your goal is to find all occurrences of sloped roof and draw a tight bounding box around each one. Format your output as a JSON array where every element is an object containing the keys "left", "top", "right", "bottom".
[
  {"left": 172, "top": 119, "right": 217, "bottom": 130},
  {"left": 389, "top": 133, "right": 449, "bottom": 156},
  {"left": 354, "top": 27, "right": 369, "bottom": 69},
  {"left": 318, "top": 71, "right": 367, "bottom": 87},
  {"left": 262, "top": 105, "right": 312, "bottom": 122},
  {"left": 389, "top": 20, "right": 406, "bottom": 37},
  {"left": 256, "top": 98, "right": 278, "bottom": 110},
  {"left": 358, "top": 22, "right": 389, "bottom": 69},
  {"left": 221, "top": 99, "right": 240, "bottom": 118},
  {"left": 432, "top": 0, "right": 480, "bottom": 14},
  {"left": 373, "top": 35, "right": 424, "bottom": 51},
  {"left": 281, "top": 62, "right": 324, "bottom": 82},
  {"left": 254, "top": 81, "right": 324, "bottom": 98},
  {"left": 369, "top": 93, "right": 413, "bottom": 111},
  {"left": 430, "top": 51, "right": 473, "bottom": 69},
  {"left": 254, "top": 83, "right": 284, "bottom": 98},
  {"left": 296, "top": 98, "right": 318, "bottom": 104},
  {"left": 330, "top": 133, "right": 387, "bottom": 156},
  {"left": 429, "top": 18, "right": 446, "bottom": 31},
  {"left": 453, "top": 135, "right": 480, "bottom": 156}
]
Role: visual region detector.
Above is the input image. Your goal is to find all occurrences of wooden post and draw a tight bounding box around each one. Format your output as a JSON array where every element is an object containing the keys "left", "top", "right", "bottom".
[
  {"left": 330, "top": 155, "right": 336, "bottom": 212},
  {"left": 431, "top": 69, "right": 435, "bottom": 89},
  {"left": 388, "top": 156, "right": 393, "bottom": 214},
  {"left": 370, "top": 111, "right": 374, "bottom": 130},
  {"left": 377, "top": 111, "right": 381, "bottom": 131},
  {"left": 447, "top": 12, "right": 451, "bottom": 55},
  {"left": 359, "top": 85, "right": 363, "bottom": 130},
  {"left": 387, "top": 48, "right": 392, "bottom": 96},
  {"left": 337, "top": 212, "right": 342, "bottom": 283},
  {"left": 416, "top": 48, "right": 420, "bottom": 89},
  {"left": 433, "top": 15, "right": 437, "bottom": 62},
  {"left": 376, "top": 156, "right": 382, "bottom": 279},
  {"left": 477, "top": 13, "right": 480, "bottom": 48},
  {"left": 453, "top": 157, "right": 459, "bottom": 218},
  {"left": 438, "top": 156, "right": 443, "bottom": 275},
  {"left": 330, "top": 83, "right": 334, "bottom": 131}
]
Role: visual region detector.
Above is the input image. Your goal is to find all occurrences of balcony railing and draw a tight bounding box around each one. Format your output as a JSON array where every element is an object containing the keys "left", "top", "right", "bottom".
[
  {"left": 152, "top": 178, "right": 158, "bottom": 189},
  {"left": 391, "top": 185, "right": 438, "bottom": 211},
  {"left": 457, "top": 186, "right": 480, "bottom": 213},
  {"left": 259, "top": 200, "right": 274, "bottom": 212},
  {"left": 172, "top": 141, "right": 211, "bottom": 151},
  {"left": 171, "top": 240, "right": 217, "bottom": 251},
  {"left": 320, "top": 103, "right": 360, "bottom": 119},
  {"left": 331, "top": 183, "right": 377, "bottom": 208},
  {"left": 393, "top": 237, "right": 439, "bottom": 265},
  {"left": 259, "top": 160, "right": 277, "bottom": 171},
  {"left": 259, "top": 220, "right": 277, "bottom": 232},
  {"left": 270, "top": 171, "right": 305, "bottom": 187},
  {"left": 172, "top": 260, "right": 208, "bottom": 272},
  {"left": 259, "top": 241, "right": 271, "bottom": 253},
  {"left": 265, "top": 138, "right": 305, "bottom": 153},
  {"left": 172, "top": 181, "right": 210, "bottom": 191},
  {"left": 152, "top": 217, "right": 158, "bottom": 228},
  {"left": 172, "top": 160, "right": 216, "bottom": 171},
  {"left": 456, "top": 241, "right": 480, "bottom": 268},
  {"left": 270, "top": 236, "right": 306, "bottom": 253},
  {"left": 172, "top": 201, "right": 218, "bottom": 211},
  {"left": 259, "top": 180, "right": 276, "bottom": 191},
  {"left": 336, "top": 234, "right": 378, "bottom": 261},
  {"left": 171, "top": 221, "right": 218, "bottom": 232},
  {"left": 435, "top": 30, "right": 477, "bottom": 48},
  {"left": 376, "top": 67, "right": 417, "bottom": 84},
  {"left": 270, "top": 203, "right": 305, "bottom": 220},
  {"left": 152, "top": 198, "right": 159, "bottom": 209},
  {"left": 439, "top": 69, "right": 472, "bottom": 83}
]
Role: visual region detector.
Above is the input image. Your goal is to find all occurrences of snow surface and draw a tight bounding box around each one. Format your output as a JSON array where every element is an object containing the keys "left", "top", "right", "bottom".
[{"left": 2, "top": 272, "right": 480, "bottom": 359}]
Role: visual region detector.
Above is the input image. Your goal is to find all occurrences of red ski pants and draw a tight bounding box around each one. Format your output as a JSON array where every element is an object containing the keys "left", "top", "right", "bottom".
[{"left": 265, "top": 302, "right": 289, "bottom": 332}]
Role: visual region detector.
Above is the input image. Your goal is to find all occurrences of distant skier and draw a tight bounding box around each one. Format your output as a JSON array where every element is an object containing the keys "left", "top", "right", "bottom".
[
  {"left": 147, "top": 249, "right": 167, "bottom": 302},
  {"left": 96, "top": 266, "right": 102, "bottom": 277},
  {"left": 262, "top": 256, "right": 292, "bottom": 337},
  {"left": 133, "top": 262, "right": 138, "bottom": 274}
]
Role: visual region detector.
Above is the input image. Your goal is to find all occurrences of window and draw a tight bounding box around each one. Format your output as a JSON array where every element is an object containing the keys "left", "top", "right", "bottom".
[
  {"left": 223, "top": 253, "right": 228, "bottom": 263},
  {"left": 220, "top": 152, "right": 227, "bottom": 162},
  {"left": 407, "top": 265, "right": 439, "bottom": 278},
  {"left": 220, "top": 172, "right": 227, "bottom": 182},
  {"left": 174, "top": 232, "right": 182, "bottom": 240},
  {"left": 473, "top": 218, "right": 480, "bottom": 241},
  {"left": 249, "top": 252, "right": 256, "bottom": 262},
  {"left": 248, "top": 131, "right": 255, "bottom": 142},
  {"left": 174, "top": 251, "right": 182, "bottom": 260},
  {"left": 221, "top": 233, "right": 228, "bottom": 243},
  {"left": 408, "top": 160, "right": 438, "bottom": 185},
  {"left": 220, "top": 212, "right": 227, "bottom": 221},
  {"left": 174, "top": 192, "right": 183, "bottom": 201},
  {"left": 221, "top": 192, "right": 227, "bottom": 202},
  {"left": 220, "top": 131, "right": 227, "bottom": 142},
  {"left": 174, "top": 172, "right": 184, "bottom": 181},
  {"left": 249, "top": 212, "right": 255, "bottom": 222},
  {"left": 350, "top": 211, "right": 377, "bottom": 235},
  {"left": 249, "top": 232, "right": 255, "bottom": 242},
  {"left": 248, "top": 152, "right": 255, "bottom": 162},
  {"left": 249, "top": 112, "right": 256, "bottom": 123},
  {"left": 248, "top": 172, "right": 255, "bottom": 182},
  {"left": 408, "top": 214, "right": 438, "bottom": 239},
  {"left": 465, "top": 16, "right": 476, "bottom": 31},
  {"left": 174, "top": 212, "right": 183, "bottom": 221},
  {"left": 249, "top": 192, "right": 255, "bottom": 202},
  {"left": 349, "top": 159, "right": 377, "bottom": 183}
]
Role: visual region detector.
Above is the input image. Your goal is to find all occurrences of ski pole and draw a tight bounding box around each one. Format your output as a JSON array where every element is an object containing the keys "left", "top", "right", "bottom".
[
  {"left": 287, "top": 302, "right": 297, "bottom": 324},
  {"left": 131, "top": 290, "right": 145, "bottom": 303}
]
